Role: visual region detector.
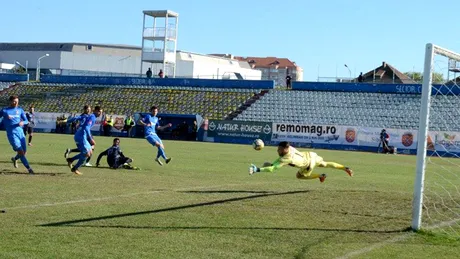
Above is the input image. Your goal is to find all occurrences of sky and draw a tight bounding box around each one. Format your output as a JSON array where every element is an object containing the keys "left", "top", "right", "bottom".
[{"left": 1, "top": 0, "right": 459, "bottom": 81}]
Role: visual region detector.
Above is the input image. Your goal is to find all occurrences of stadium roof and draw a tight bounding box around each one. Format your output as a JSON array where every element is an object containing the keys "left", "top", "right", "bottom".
[
  {"left": 143, "top": 10, "right": 179, "bottom": 17},
  {"left": 359, "top": 61, "right": 415, "bottom": 84},
  {"left": 0, "top": 42, "right": 141, "bottom": 51},
  {"left": 233, "top": 56, "right": 299, "bottom": 68}
]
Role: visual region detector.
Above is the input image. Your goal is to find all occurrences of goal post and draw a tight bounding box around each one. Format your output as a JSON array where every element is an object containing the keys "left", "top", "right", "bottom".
[{"left": 412, "top": 43, "right": 460, "bottom": 232}]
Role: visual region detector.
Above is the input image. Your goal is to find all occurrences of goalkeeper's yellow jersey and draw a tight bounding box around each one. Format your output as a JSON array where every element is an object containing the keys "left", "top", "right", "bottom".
[
  {"left": 260, "top": 146, "right": 311, "bottom": 173},
  {"left": 276, "top": 146, "right": 310, "bottom": 168}
]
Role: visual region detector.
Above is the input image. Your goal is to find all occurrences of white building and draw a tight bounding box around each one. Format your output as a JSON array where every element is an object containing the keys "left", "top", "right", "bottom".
[
  {"left": 149, "top": 50, "right": 261, "bottom": 80},
  {"left": 0, "top": 42, "right": 261, "bottom": 80}
]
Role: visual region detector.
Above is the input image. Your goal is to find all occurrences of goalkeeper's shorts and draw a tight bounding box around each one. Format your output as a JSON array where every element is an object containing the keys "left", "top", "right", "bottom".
[{"left": 297, "top": 152, "right": 324, "bottom": 176}]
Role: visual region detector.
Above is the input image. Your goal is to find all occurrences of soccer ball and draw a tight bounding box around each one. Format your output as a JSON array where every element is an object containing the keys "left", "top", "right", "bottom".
[{"left": 252, "top": 139, "right": 264, "bottom": 151}]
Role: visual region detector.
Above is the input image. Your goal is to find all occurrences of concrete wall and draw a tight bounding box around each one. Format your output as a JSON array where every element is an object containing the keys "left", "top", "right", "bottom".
[
  {"left": 60, "top": 52, "right": 141, "bottom": 74},
  {"left": 0, "top": 51, "right": 62, "bottom": 69}
]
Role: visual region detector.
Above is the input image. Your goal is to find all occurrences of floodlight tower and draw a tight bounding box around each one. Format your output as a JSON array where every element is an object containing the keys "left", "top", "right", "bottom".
[{"left": 141, "top": 10, "right": 179, "bottom": 78}]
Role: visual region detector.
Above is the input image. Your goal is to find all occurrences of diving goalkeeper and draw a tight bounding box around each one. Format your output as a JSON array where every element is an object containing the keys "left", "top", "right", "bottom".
[{"left": 249, "top": 141, "right": 353, "bottom": 183}]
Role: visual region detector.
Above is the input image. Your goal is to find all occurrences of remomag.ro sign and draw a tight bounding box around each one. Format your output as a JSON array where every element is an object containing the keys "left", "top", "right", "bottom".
[{"left": 207, "top": 120, "right": 272, "bottom": 140}]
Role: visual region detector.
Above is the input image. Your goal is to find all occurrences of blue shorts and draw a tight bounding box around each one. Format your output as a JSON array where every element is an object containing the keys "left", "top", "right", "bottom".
[
  {"left": 7, "top": 130, "right": 27, "bottom": 152},
  {"left": 146, "top": 134, "right": 162, "bottom": 146},
  {"left": 75, "top": 139, "right": 92, "bottom": 155}
]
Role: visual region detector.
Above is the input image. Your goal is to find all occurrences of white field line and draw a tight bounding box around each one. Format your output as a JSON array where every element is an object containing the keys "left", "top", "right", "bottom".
[{"left": 336, "top": 218, "right": 460, "bottom": 259}]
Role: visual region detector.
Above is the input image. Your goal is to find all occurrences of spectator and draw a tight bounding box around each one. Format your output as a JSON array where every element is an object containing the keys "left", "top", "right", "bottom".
[
  {"left": 286, "top": 74, "right": 292, "bottom": 89},
  {"left": 146, "top": 68, "right": 152, "bottom": 78},
  {"left": 358, "top": 72, "right": 364, "bottom": 83},
  {"left": 123, "top": 115, "right": 135, "bottom": 137},
  {"left": 380, "top": 129, "right": 396, "bottom": 154},
  {"left": 103, "top": 115, "right": 113, "bottom": 136},
  {"left": 23, "top": 105, "right": 36, "bottom": 146},
  {"left": 158, "top": 69, "right": 164, "bottom": 78},
  {"left": 189, "top": 120, "right": 197, "bottom": 141}
]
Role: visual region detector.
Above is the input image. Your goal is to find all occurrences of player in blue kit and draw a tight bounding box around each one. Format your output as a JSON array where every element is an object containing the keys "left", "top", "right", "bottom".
[
  {"left": 66, "top": 105, "right": 102, "bottom": 175},
  {"left": 1, "top": 95, "right": 34, "bottom": 174},
  {"left": 138, "top": 106, "right": 173, "bottom": 166}
]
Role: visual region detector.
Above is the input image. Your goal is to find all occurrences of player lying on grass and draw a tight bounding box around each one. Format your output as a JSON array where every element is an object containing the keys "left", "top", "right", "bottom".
[
  {"left": 249, "top": 141, "right": 353, "bottom": 183},
  {"left": 95, "top": 138, "right": 139, "bottom": 170}
]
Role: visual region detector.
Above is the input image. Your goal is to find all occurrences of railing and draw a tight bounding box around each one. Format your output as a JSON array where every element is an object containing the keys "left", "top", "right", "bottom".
[{"left": 143, "top": 27, "right": 177, "bottom": 39}]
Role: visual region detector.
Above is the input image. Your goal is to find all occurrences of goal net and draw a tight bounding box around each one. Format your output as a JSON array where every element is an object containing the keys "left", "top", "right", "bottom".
[{"left": 412, "top": 44, "right": 460, "bottom": 237}]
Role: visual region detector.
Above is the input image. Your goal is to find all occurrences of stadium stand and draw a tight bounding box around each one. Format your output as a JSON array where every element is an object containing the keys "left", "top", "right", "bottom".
[
  {"left": 234, "top": 90, "right": 460, "bottom": 132},
  {"left": 0, "top": 82, "right": 13, "bottom": 92},
  {"left": 0, "top": 83, "right": 262, "bottom": 120}
]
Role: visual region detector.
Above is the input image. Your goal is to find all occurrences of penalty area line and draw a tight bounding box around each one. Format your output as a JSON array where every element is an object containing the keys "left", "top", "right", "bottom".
[{"left": 335, "top": 218, "right": 460, "bottom": 259}]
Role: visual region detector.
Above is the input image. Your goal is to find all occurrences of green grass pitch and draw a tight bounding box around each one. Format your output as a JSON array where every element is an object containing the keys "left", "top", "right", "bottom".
[{"left": 0, "top": 132, "right": 459, "bottom": 258}]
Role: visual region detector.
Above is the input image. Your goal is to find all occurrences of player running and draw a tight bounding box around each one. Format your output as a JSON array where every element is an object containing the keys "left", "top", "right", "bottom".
[
  {"left": 138, "top": 106, "right": 172, "bottom": 166},
  {"left": 249, "top": 141, "right": 353, "bottom": 183},
  {"left": 64, "top": 111, "right": 99, "bottom": 167},
  {"left": 1, "top": 95, "right": 34, "bottom": 174},
  {"left": 95, "top": 138, "right": 138, "bottom": 170},
  {"left": 66, "top": 105, "right": 102, "bottom": 175}
]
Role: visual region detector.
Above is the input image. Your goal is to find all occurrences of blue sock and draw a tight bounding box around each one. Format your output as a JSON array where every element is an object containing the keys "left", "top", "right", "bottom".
[
  {"left": 73, "top": 153, "right": 87, "bottom": 170},
  {"left": 69, "top": 154, "right": 80, "bottom": 162},
  {"left": 19, "top": 155, "right": 30, "bottom": 170},
  {"left": 14, "top": 154, "right": 20, "bottom": 160},
  {"left": 157, "top": 147, "right": 167, "bottom": 160}
]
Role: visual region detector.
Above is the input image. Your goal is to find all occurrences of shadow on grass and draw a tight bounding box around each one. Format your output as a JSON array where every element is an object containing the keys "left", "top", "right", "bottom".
[
  {"left": 0, "top": 169, "right": 66, "bottom": 176},
  {"left": 180, "top": 190, "right": 276, "bottom": 194},
  {"left": 61, "top": 224, "right": 410, "bottom": 234},
  {"left": 40, "top": 190, "right": 310, "bottom": 227},
  {"left": 0, "top": 160, "right": 66, "bottom": 167}
]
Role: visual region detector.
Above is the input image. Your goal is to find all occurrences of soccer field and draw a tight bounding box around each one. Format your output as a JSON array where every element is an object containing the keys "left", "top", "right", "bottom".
[{"left": 0, "top": 132, "right": 459, "bottom": 258}]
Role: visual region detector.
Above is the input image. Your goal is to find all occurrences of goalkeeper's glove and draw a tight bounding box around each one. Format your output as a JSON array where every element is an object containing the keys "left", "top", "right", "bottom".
[{"left": 249, "top": 164, "right": 260, "bottom": 175}]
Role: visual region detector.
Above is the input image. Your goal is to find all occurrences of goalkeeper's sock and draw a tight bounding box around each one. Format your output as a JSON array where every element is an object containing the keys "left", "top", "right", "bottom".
[
  {"left": 157, "top": 147, "right": 167, "bottom": 160},
  {"left": 321, "top": 162, "right": 345, "bottom": 170}
]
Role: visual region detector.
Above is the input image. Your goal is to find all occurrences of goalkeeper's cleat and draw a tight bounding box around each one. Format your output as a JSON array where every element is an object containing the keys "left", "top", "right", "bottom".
[
  {"left": 28, "top": 168, "right": 35, "bottom": 175},
  {"left": 64, "top": 148, "right": 71, "bottom": 158},
  {"left": 319, "top": 174, "right": 327, "bottom": 183},
  {"left": 249, "top": 164, "right": 259, "bottom": 175},
  {"left": 165, "top": 157, "right": 172, "bottom": 164},
  {"left": 11, "top": 157, "right": 18, "bottom": 168},
  {"left": 155, "top": 158, "right": 163, "bottom": 166},
  {"left": 71, "top": 167, "right": 82, "bottom": 175},
  {"left": 66, "top": 158, "right": 73, "bottom": 169},
  {"left": 345, "top": 167, "right": 353, "bottom": 177}
]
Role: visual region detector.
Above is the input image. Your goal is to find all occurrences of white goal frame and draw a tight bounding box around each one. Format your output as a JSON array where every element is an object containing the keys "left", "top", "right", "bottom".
[{"left": 411, "top": 43, "right": 460, "bottom": 231}]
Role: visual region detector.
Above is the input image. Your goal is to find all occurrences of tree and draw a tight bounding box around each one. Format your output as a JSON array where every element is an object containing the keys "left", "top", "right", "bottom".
[{"left": 404, "top": 72, "right": 444, "bottom": 84}]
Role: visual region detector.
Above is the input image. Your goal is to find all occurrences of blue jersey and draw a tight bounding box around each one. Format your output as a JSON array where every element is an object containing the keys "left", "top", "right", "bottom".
[
  {"left": 1, "top": 106, "right": 28, "bottom": 135},
  {"left": 71, "top": 113, "right": 96, "bottom": 142},
  {"left": 142, "top": 114, "right": 159, "bottom": 137}
]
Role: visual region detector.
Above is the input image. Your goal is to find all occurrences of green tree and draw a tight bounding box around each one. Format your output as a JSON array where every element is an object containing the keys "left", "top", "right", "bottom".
[{"left": 405, "top": 72, "right": 444, "bottom": 83}]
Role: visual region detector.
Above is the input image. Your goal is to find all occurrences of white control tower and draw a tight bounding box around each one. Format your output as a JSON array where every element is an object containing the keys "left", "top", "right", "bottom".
[{"left": 141, "top": 10, "right": 179, "bottom": 78}]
